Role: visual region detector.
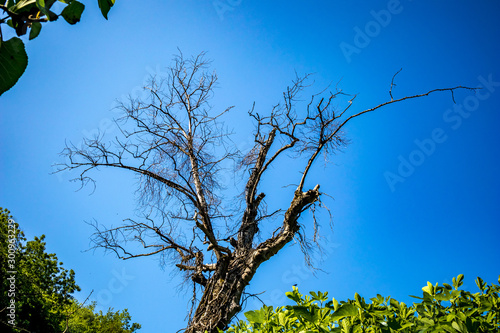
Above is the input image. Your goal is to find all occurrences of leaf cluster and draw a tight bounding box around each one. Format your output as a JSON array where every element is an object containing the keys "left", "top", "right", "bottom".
[
  {"left": 62, "top": 301, "right": 141, "bottom": 333},
  {"left": 0, "top": 0, "right": 116, "bottom": 96},
  {"left": 224, "top": 275, "right": 500, "bottom": 333}
]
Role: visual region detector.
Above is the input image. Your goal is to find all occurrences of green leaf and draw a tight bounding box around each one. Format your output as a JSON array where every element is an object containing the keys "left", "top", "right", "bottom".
[
  {"left": 29, "top": 21, "right": 42, "bottom": 40},
  {"left": 435, "top": 292, "right": 452, "bottom": 302},
  {"left": 476, "top": 277, "right": 486, "bottom": 291},
  {"left": 0, "top": 37, "right": 28, "bottom": 96},
  {"left": 98, "top": 0, "right": 115, "bottom": 19},
  {"left": 328, "top": 298, "right": 340, "bottom": 311},
  {"left": 443, "top": 283, "right": 453, "bottom": 290},
  {"left": 286, "top": 286, "right": 303, "bottom": 304},
  {"left": 291, "top": 306, "right": 314, "bottom": 323},
  {"left": 390, "top": 298, "right": 399, "bottom": 308},
  {"left": 36, "top": 0, "right": 57, "bottom": 20},
  {"left": 244, "top": 310, "right": 265, "bottom": 324},
  {"left": 354, "top": 293, "right": 361, "bottom": 304},
  {"left": 420, "top": 317, "right": 435, "bottom": 326},
  {"left": 9, "top": 0, "right": 37, "bottom": 14},
  {"left": 36, "top": 0, "right": 47, "bottom": 13},
  {"left": 422, "top": 281, "right": 435, "bottom": 296},
  {"left": 452, "top": 321, "right": 464, "bottom": 332},
  {"left": 400, "top": 322, "right": 415, "bottom": 329},
  {"left": 454, "top": 274, "right": 465, "bottom": 289},
  {"left": 60, "top": 0, "right": 85, "bottom": 24},
  {"left": 331, "top": 303, "right": 358, "bottom": 322}
]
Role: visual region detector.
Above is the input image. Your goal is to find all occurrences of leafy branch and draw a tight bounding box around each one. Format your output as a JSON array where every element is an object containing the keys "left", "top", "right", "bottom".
[
  {"left": 228, "top": 274, "right": 500, "bottom": 333},
  {"left": 0, "top": 0, "right": 116, "bottom": 96}
]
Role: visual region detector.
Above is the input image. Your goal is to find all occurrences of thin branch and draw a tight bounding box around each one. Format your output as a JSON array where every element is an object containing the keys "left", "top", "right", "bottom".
[
  {"left": 61, "top": 290, "right": 94, "bottom": 333},
  {"left": 389, "top": 68, "right": 403, "bottom": 101},
  {"left": 297, "top": 85, "right": 478, "bottom": 191}
]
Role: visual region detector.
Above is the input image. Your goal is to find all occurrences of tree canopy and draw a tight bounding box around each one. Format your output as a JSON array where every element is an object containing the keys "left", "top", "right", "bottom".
[
  {"left": 0, "top": 207, "right": 140, "bottom": 333},
  {"left": 61, "top": 301, "right": 141, "bottom": 333}
]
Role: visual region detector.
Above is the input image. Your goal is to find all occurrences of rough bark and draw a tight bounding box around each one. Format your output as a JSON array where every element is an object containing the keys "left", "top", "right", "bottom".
[{"left": 187, "top": 186, "right": 320, "bottom": 333}]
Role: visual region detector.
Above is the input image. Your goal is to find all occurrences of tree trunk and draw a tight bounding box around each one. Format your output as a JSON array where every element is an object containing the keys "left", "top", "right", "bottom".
[
  {"left": 185, "top": 186, "right": 321, "bottom": 333},
  {"left": 185, "top": 258, "right": 251, "bottom": 333}
]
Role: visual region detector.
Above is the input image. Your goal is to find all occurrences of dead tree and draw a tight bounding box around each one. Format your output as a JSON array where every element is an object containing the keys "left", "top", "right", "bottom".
[{"left": 56, "top": 53, "right": 476, "bottom": 332}]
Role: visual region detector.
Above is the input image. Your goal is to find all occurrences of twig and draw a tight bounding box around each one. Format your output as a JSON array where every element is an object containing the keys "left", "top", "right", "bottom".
[
  {"left": 61, "top": 290, "right": 94, "bottom": 333},
  {"left": 389, "top": 68, "right": 403, "bottom": 101}
]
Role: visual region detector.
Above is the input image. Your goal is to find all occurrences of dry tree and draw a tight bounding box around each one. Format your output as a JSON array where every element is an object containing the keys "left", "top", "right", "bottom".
[{"left": 55, "top": 52, "right": 476, "bottom": 333}]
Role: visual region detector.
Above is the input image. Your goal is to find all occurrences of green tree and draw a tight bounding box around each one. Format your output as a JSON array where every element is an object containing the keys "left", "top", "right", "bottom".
[
  {"left": 0, "top": 0, "right": 116, "bottom": 96},
  {"left": 0, "top": 208, "right": 140, "bottom": 333},
  {"left": 61, "top": 301, "right": 141, "bottom": 333},
  {"left": 226, "top": 275, "right": 500, "bottom": 333},
  {"left": 1, "top": 207, "right": 79, "bottom": 332}
]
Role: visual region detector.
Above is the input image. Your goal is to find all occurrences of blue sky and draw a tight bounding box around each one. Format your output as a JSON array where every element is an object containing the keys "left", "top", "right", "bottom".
[{"left": 1, "top": 0, "right": 499, "bottom": 331}]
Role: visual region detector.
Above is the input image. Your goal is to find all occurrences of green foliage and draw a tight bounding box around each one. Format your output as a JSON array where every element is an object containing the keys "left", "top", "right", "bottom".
[
  {"left": 97, "top": 0, "right": 115, "bottom": 20},
  {"left": 225, "top": 276, "right": 500, "bottom": 333},
  {"left": 0, "top": 208, "right": 140, "bottom": 332},
  {"left": 0, "top": 0, "right": 116, "bottom": 96},
  {"left": 0, "top": 37, "right": 28, "bottom": 96},
  {"left": 60, "top": 0, "right": 85, "bottom": 25},
  {"left": 61, "top": 301, "right": 141, "bottom": 333},
  {"left": 1, "top": 207, "right": 81, "bottom": 331}
]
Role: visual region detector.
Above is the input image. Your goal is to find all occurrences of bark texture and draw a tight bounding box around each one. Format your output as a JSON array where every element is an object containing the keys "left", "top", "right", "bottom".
[{"left": 187, "top": 186, "right": 320, "bottom": 333}]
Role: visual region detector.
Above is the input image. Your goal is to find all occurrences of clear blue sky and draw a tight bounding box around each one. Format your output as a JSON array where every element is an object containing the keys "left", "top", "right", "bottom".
[{"left": 1, "top": 0, "right": 499, "bottom": 331}]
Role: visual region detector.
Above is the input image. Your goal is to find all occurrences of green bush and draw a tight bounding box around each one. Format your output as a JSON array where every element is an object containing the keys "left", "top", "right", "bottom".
[{"left": 225, "top": 275, "right": 500, "bottom": 333}]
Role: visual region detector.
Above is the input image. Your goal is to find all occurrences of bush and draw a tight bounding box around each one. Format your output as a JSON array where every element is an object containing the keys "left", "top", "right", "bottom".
[{"left": 225, "top": 275, "right": 500, "bottom": 332}]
